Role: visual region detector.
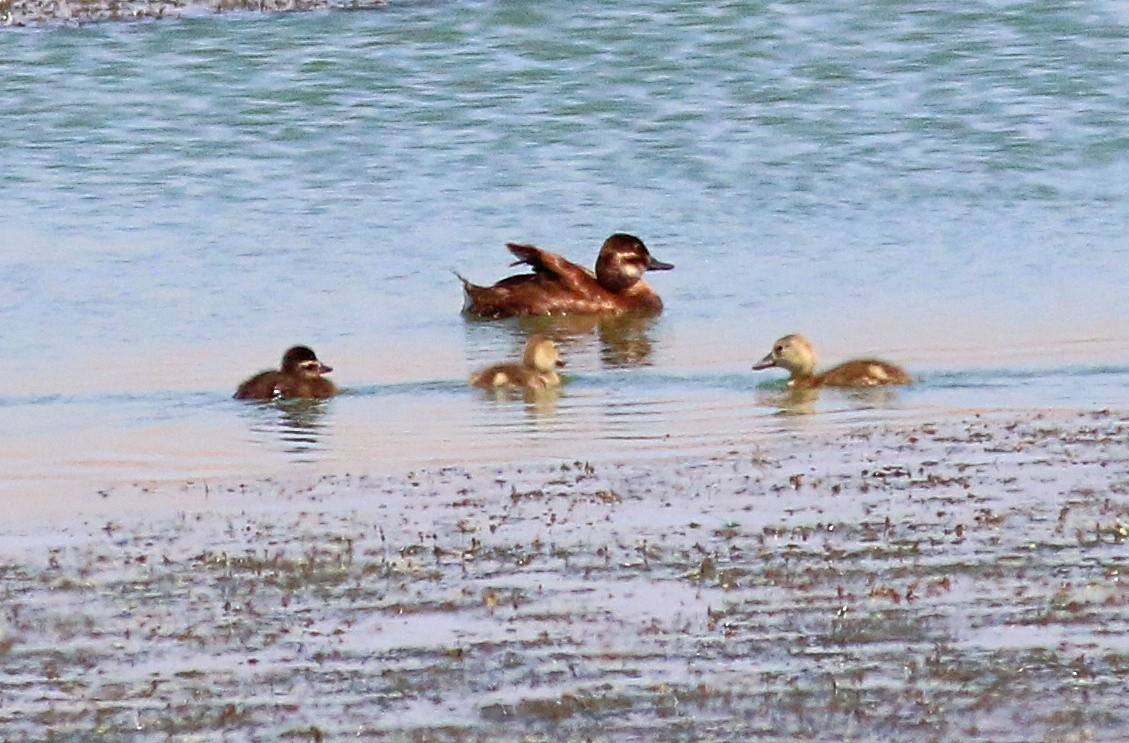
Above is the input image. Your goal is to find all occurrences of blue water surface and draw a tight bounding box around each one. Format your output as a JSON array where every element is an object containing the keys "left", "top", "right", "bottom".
[{"left": 1, "top": 1, "right": 1127, "bottom": 512}]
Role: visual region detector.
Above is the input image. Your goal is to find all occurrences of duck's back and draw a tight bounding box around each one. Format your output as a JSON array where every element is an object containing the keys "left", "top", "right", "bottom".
[
  {"left": 234, "top": 371, "right": 283, "bottom": 400},
  {"left": 470, "top": 362, "right": 558, "bottom": 389},
  {"left": 234, "top": 372, "right": 336, "bottom": 400},
  {"left": 816, "top": 359, "right": 911, "bottom": 387},
  {"left": 463, "top": 273, "right": 661, "bottom": 317}
]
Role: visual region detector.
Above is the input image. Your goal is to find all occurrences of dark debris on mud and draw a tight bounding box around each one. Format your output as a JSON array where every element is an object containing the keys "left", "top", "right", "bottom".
[
  {"left": 1, "top": 0, "right": 385, "bottom": 27},
  {"left": 1, "top": 410, "right": 1127, "bottom": 741}
]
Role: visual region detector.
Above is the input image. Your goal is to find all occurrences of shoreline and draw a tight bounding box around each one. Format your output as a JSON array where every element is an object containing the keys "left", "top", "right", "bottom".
[
  {"left": 1, "top": 0, "right": 385, "bottom": 26},
  {"left": 2, "top": 408, "right": 1127, "bottom": 740}
]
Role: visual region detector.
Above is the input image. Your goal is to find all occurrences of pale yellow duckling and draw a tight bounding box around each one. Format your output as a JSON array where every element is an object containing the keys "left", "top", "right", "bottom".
[
  {"left": 469, "top": 334, "right": 565, "bottom": 390},
  {"left": 753, "top": 333, "right": 911, "bottom": 388}
]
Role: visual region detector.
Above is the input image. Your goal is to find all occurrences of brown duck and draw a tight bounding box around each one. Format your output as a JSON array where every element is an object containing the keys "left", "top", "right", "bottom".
[
  {"left": 459, "top": 233, "right": 674, "bottom": 318},
  {"left": 234, "top": 346, "right": 336, "bottom": 400}
]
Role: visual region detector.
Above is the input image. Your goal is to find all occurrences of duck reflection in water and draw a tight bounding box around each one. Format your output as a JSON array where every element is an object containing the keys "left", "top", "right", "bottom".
[
  {"left": 242, "top": 397, "right": 331, "bottom": 458},
  {"left": 277, "top": 398, "right": 330, "bottom": 453},
  {"left": 466, "top": 313, "right": 660, "bottom": 369},
  {"left": 756, "top": 386, "right": 821, "bottom": 416},
  {"left": 477, "top": 384, "right": 561, "bottom": 418}
]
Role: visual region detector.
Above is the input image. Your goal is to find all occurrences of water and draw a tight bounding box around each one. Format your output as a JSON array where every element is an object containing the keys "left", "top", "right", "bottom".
[{"left": 2, "top": 1, "right": 1128, "bottom": 515}]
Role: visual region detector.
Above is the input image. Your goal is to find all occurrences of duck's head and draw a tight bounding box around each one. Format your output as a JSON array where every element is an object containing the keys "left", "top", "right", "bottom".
[
  {"left": 595, "top": 233, "right": 674, "bottom": 292},
  {"left": 753, "top": 334, "right": 817, "bottom": 378},
  {"left": 281, "top": 345, "right": 333, "bottom": 378},
  {"left": 523, "top": 334, "right": 565, "bottom": 373}
]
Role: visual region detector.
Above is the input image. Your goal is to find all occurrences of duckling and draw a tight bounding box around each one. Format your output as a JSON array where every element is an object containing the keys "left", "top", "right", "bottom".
[
  {"left": 469, "top": 334, "right": 565, "bottom": 390},
  {"left": 459, "top": 233, "right": 674, "bottom": 318},
  {"left": 752, "top": 334, "right": 911, "bottom": 388},
  {"left": 234, "top": 345, "right": 336, "bottom": 400}
]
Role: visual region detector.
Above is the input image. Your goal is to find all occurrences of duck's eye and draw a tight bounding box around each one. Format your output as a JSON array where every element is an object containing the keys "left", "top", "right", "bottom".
[{"left": 774, "top": 345, "right": 784, "bottom": 354}]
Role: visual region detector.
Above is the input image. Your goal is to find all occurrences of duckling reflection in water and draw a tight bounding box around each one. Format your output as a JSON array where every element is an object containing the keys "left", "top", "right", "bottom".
[
  {"left": 753, "top": 334, "right": 911, "bottom": 389},
  {"left": 469, "top": 334, "right": 565, "bottom": 390},
  {"left": 234, "top": 346, "right": 337, "bottom": 400},
  {"left": 458, "top": 233, "right": 674, "bottom": 318},
  {"left": 757, "top": 386, "right": 821, "bottom": 416}
]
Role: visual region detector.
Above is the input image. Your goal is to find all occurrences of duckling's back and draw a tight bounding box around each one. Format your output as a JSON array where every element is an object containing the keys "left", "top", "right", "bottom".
[
  {"left": 816, "top": 360, "right": 911, "bottom": 387},
  {"left": 234, "top": 371, "right": 283, "bottom": 400},
  {"left": 469, "top": 362, "right": 560, "bottom": 390},
  {"left": 234, "top": 371, "right": 336, "bottom": 400}
]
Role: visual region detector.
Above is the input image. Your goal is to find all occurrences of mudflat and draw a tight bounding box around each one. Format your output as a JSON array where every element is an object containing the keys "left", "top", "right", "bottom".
[
  {"left": 1, "top": 0, "right": 384, "bottom": 25},
  {"left": 1, "top": 409, "right": 1126, "bottom": 741}
]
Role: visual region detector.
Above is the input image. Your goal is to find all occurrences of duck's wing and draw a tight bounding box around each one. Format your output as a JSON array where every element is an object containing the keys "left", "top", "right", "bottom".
[
  {"left": 506, "top": 243, "right": 596, "bottom": 294},
  {"left": 234, "top": 371, "right": 281, "bottom": 400}
]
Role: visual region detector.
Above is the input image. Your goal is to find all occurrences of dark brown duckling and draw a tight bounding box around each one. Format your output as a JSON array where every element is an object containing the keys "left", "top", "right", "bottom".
[
  {"left": 459, "top": 233, "right": 674, "bottom": 318},
  {"left": 752, "top": 334, "right": 911, "bottom": 389},
  {"left": 469, "top": 334, "right": 565, "bottom": 390},
  {"left": 234, "top": 345, "right": 336, "bottom": 400}
]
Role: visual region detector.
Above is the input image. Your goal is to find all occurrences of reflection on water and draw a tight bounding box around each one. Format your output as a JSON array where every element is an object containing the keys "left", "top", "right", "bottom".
[
  {"left": 4, "top": 355, "right": 1129, "bottom": 518},
  {"left": 240, "top": 397, "right": 332, "bottom": 459},
  {"left": 473, "top": 385, "right": 560, "bottom": 419},
  {"left": 756, "top": 384, "right": 911, "bottom": 416},
  {"left": 756, "top": 386, "right": 820, "bottom": 416},
  {"left": 473, "top": 313, "right": 661, "bottom": 369}
]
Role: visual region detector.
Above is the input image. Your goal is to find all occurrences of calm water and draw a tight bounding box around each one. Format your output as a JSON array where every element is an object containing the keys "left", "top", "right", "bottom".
[{"left": 2, "top": 1, "right": 1128, "bottom": 515}]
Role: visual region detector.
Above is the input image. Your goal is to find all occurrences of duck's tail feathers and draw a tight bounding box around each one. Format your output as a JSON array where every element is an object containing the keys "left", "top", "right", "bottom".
[{"left": 453, "top": 270, "right": 481, "bottom": 314}]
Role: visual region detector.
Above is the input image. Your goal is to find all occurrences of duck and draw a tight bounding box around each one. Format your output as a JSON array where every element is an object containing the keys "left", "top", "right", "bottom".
[
  {"left": 234, "top": 346, "right": 337, "bottom": 400},
  {"left": 458, "top": 233, "right": 674, "bottom": 318},
  {"left": 469, "top": 334, "right": 565, "bottom": 390},
  {"left": 752, "top": 334, "right": 911, "bottom": 388}
]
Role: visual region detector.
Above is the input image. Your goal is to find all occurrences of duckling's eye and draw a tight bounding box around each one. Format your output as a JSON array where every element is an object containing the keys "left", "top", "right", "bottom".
[{"left": 774, "top": 345, "right": 784, "bottom": 354}]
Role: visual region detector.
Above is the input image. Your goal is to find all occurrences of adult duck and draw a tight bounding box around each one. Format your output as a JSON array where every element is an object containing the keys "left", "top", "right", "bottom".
[{"left": 459, "top": 233, "right": 673, "bottom": 318}]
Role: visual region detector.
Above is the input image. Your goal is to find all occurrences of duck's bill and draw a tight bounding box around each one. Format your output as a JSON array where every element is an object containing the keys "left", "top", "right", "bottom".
[
  {"left": 556, "top": 359, "right": 566, "bottom": 368},
  {"left": 319, "top": 364, "right": 334, "bottom": 374},
  {"left": 646, "top": 256, "right": 674, "bottom": 271},
  {"left": 751, "top": 355, "right": 775, "bottom": 370}
]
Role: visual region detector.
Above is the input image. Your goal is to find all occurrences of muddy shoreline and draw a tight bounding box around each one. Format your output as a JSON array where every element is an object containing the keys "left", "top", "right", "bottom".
[
  {"left": 1, "top": 0, "right": 383, "bottom": 26},
  {"left": 2, "top": 409, "right": 1127, "bottom": 741}
]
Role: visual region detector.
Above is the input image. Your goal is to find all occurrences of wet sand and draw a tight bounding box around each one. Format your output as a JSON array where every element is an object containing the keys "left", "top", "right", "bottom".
[{"left": 1, "top": 409, "right": 1127, "bottom": 741}]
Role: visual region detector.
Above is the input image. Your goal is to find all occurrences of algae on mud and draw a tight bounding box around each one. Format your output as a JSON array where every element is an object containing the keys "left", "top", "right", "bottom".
[{"left": 0, "top": 410, "right": 1126, "bottom": 741}]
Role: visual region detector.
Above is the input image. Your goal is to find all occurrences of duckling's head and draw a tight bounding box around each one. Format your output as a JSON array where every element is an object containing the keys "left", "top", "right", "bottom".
[
  {"left": 281, "top": 345, "right": 333, "bottom": 378},
  {"left": 523, "top": 334, "right": 565, "bottom": 373},
  {"left": 595, "top": 233, "right": 674, "bottom": 292},
  {"left": 752, "top": 334, "right": 817, "bottom": 378}
]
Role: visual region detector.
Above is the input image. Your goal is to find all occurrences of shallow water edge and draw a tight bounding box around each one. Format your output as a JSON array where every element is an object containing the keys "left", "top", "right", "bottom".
[{"left": 2, "top": 408, "right": 1126, "bottom": 741}]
